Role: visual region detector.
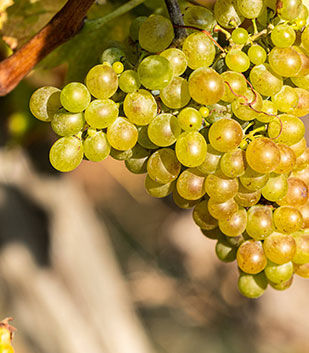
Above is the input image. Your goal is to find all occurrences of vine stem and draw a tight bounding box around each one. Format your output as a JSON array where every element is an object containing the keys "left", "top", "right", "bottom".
[{"left": 164, "top": 0, "right": 187, "bottom": 41}]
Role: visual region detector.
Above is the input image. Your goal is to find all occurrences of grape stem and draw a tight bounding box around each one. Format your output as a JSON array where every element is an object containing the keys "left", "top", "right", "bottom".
[
  {"left": 214, "top": 25, "right": 232, "bottom": 40},
  {"left": 164, "top": 0, "right": 187, "bottom": 41}
]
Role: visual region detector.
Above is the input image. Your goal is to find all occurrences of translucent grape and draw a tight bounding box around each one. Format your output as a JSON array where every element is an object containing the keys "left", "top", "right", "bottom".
[
  {"left": 129, "top": 17, "right": 147, "bottom": 41},
  {"left": 219, "top": 208, "right": 247, "bottom": 237},
  {"left": 176, "top": 168, "right": 206, "bottom": 200},
  {"left": 85, "top": 99, "right": 118, "bottom": 129},
  {"left": 107, "top": 117, "right": 138, "bottom": 151},
  {"left": 221, "top": 71, "right": 247, "bottom": 103},
  {"left": 274, "top": 206, "right": 303, "bottom": 234},
  {"left": 124, "top": 89, "right": 157, "bottom": 126},
  {"left": 84, "top": 130, "right": 110, "bottom": 162},
  {"left": 237, "top": 240, "right": 267, "bottom": 274},
  {"left": 246, "top": 205, "right": 274, "bottom": 240},
  {"left": 29, "top": 86, "right": 61, "bottom": 122},
  {"left": 183, "top": 5, "right": 216, "bottom": 31},
  {"left": 294, "top": 147, "right": 309, "bottom": 171},
  {"left": 263, "top": 232, "right": 296, "bottom": 264},
  {"left": 277, "top": 0, "right": 302, "bottom": 21},
  {"left": 292, "top": 232, "right": 309, "bottom": 264},
  {"left": 138, "top": 15, "right": 174, "bottom": 53},
  {"left": 248, "top": 45, "right": 267, "bottom": 65},
  {"left": 264, "top": 260, "right": 293, "bottom": 284},
  {"left": 268, "top": 114, "right": 305, "bottom": 145},
  {"left": 138, "top": 55, "right": 173, "bottom": 90},
  {"left": 216, "top": 239, "right": 237, "bottom": 262},
  {"left": 86, "top": 65, "right": 118, "bottom": 99},
  {"left": 301, "top": 25, "right": 309, "bottom": 52},
  {"left": 238, "top": 272, "right": 268, "bottom": 298},
  {"left": 240, "top": 167, "right": 269, "bottom": 191},
  {"left": 148, "top": 113, "right": 181, "bottom": 147},
  {"left": 125, "top": 144, "right": 150, "bottom": 174},
  {"left": 59, "top": 82, "right": 90, "bottom": 113},
  {"left": 110, "top": 148, "right": 133, "bottom": 161},
  {"left": 197, "top": 145, "right": 222, "bottom": 175},
  {"left": 119, "top": 70, "right": 141, "bottom": 93},
  {"left": 193, "top": 200, "right": 218, "bottom": 230},
  {"left": 257, "top": 100, "right": 277, "bottom": 123},
  {"left": 173, "top": 189, "right": 201, "bottom": 209},
  {"left": 214, "top": 0, "right": 244, "bottom": 28},
  {"left": 220, "top": 149, "right": 246, "bottom": 178},
  {"left": 205, "top": 173, "right": 239, "bottom": 202},
  {"left": 232, "top": 88, "right": 263, "bottom": 121},
  {"left": 271, "top": 85, "right": 299, "bottom": 113},
  {"left": 188, "top": 67, "right": 225, "bottom": 105},
  {"left": 261, "top": 174, "right": 288, "bottom": 202},
  {"left": 294, "top": 262, "right": 309, "bottom": 278},
  {"left": 145, "top": 175, "right": 175, "bottom": 198},
  {"left": 147, "top": 148, "right": 181, "bottom": 184},
  {"left": 271, "top": 25, "right": 296, "bottom": 48},
  {"left": 160, "top": 48, "right": 188, "bottom": 77},
  {"left": 177, "top": 107, "right": 202, "bottom": 131},
  {"left": 137, "top": 126, "right": 158, "bottom": 150},
  {"left": 269, "top": 47, "right": 302, "bottom": 77},
  {"left": 235, "top": 185, "right": 261, "bottom": 207},
  {"left": 232, "top": 28, "right": 248, "bottom": 44},
  {"left": 249, "top": 64, "right": 283, "bottom": 97},
  {"left": 208, "top": 118, "right": 243, "bottom": 152},
  {"left": 289, "top": 137, "right": 306, "bottom": 158},
  {"left": 101, "top": 47, "right": 125, "bottom": 65},
  {"left": 237, "top": 0, "right": 264, "bottom": 18},
  {"left": 51, "top": 109, "right": 84, "bottom": 137},
  {"left": 293, "top": 46, "right": 309, "bottom": 77},
  {"left": 175, "top": 131, "right": 207, "bottom": 168},
  {"left": 49, "top": 136, "right": 83, "bottom": 172},
  {"left": 292, "top": 88, "right": 309, "bottom": 117},
  {"left": 292, "top": 73, "right": 309, "bottom": 90},
  {"left": 225, "top": 49, "right": 250, "bottom": 73},
  {"left": 160, "top": 77, "right": 191, "bottom": 109},
  {"left": 208, "top": 197, "right": 238, "bottom": 220},
  {"left": 299, "top": 201, "right": 309, "bottom": 228},
  {"left": 277, "top": 177, "right": 308, "bottom": 207},
  {"left": 269, "top": 277, "right": 293, "bottom": 290}
]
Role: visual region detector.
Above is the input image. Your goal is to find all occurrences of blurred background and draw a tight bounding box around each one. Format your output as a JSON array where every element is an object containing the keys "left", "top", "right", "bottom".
[{"left": 0, "top": 0, "right": 309, "bottom": 352}]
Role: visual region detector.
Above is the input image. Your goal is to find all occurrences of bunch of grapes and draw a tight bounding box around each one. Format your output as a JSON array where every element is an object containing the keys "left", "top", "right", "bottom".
[
  {"left": 30, "top": 0, "right": 309, "bottom": 298},
  {"left": 0, "top": 319, "right": 15, "bottom": 353}
]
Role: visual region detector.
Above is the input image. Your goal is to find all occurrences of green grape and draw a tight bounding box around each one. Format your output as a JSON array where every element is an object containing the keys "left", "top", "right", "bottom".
[
  {"left": 101, "top": 47, "right": 125, "bottom": 65},
  {"left": 269, "top": 47, "right": 302, "bottom": 77},
  {"left": 49, "top": 136, "right": 83, "bottom": 172},
  {"left": 160, "top": 77, "right": 191, "bottom": 109},
  {"left": 235, "top": 185, "right": 261, "bottom": 207},
  {"left": 249, "top": 64, "right": 283, "bottom": 97},
  {"left": 183, "top": 5, "right": 216, "bottom": 31},
  {"left": 294, "top": 147, "right": 309, "bottom": 170},
  {"left": 201, "top": 228, "right": 225, "bottom": 240},
  {"left": 177, "top": 107, "right": 202, "bottom": 131},
  {"left": 277, "top": 0, "right": 302, "bottom": 21},
  {"left": 208, "top": 197, "right": 238, "bottom": 220},
  {"left": 189, "top": 67, "right": 225, "bottom": 105},
  {"left": 84, "top": 130, "right": 110, "bottom": 162},
  {"left": 51, "top": 109, "right": 84, "bottom": 137},
  {"left": 60, "top": 82, "right": 91, "bottom": 113},
  {"left": 293, "top": 46, "right": 309, "bottom": 77},
  {"left": 29, "top": 86, "right": 61, "bottom": 122},
  {"left": 197, "top": 145, "right": 222, "bottom": 175},
  {"left": 246, "top": 137, "right": 280, "bottom": 174},
  {"left": 176, "top": 168, "right": 206, "bottom": 200},
  {"left": 182, "top": 32, "right": 216, "bottom": 70},
  {"left": 292, "top": 88, "right": 309, "bottom": 117},
  {"left": 175, "top": 131, "right": 207, "bottom": 168},
  {"left": 270, "top": 277, "right": 293, "bottom": 290},
  {"left": 238, "top": 272, "right": 268, "bottom": 298},
  {"left": 205, "top": 173, "right": 239, "bottom": 202},
  {"left": 257, "top": 100, "right": 277, "bottom": 123},
  {"left": 221, "top": 71, "right": 247, "bottom": 103},
  {"left": 220, "top": 149, "right": 245, "bottom": 178},
  {"left": 263, "top": 232, "right": 296, "bottom": 264},
  {"left": 173, "top": 189, "right": 201, "bottom": 209},
  {"left": 240, "top": 167, "right": 269, "bottom": 191},
  {"left": 273, "top": 206, "right": 303, "bottom": 234},
  {"left": 271, "top": 86, "right": 299, "bottom": 113},
  {"left": 214, "top": 0, "right": 244, "bottom": 28},
  {"left": 138, "top": 55, "right": 173, "bottom": 90},
  {"left": 232, "top": 88, "right": 263, "bottom": 121},
  {"left": 125, "top": 145, "right": 150, "bottom": 174},
  {"left": 124, "top": 89, "right": 157, "bottom": 126},
  {"left": 219, "top": 208, "right": 247, "bottom": 237},
  {"left": 264, "top": 260, "right": 293, "bottom": 284},
  {"left": 148, "top": 113, "right": 181, "bottom": 147},
  {"left": 119, "top": 70, "right": 141, "bottom": 93},
  {"left": 292, "top": 167, "right": 309, "bottom": 191},
  {"left": 248, "top": 45, "right": 267, "bottom": 65},
  {"left": 268, "top": 114, "right": 305, "bottom": 145},
  {"left": 129, "top": 16, "right": 147, "bottom": 41},
  {"left": 138, "top": 15, "right": 174, "bottom": 53},
  {"left": 86, "top": 65, "right": 118, "bottom": 99},
  {"left": 160, "top": 48, "right": 188, "bottom": 77},
  {"left": 208, "top": 118, "right": 243, "bottom": 152},
  {"left": 85, "top": 99, "right": 118, "bottom": 129},
  {"left": 277, "top": 177, "right": 308, "bottom": 207},
  {"left": 237, "top": 240, "right": 267, "bottom": 274},
  {"left": 246, "top": 205, "right": 274, "bottom": 240},
  {"left": 193, "top": 200, "right": 218, "bottom": 230},
  {"left": 271, "top": 25, "right": 296, "bottom": 48},
  {"left": 261, "top": 174, "right": 288, "bottom": 202},
  {"left": 299, "top": 201, "right": 309, "bottom": 229},
  {"left": 216, "top": 239, "right": 237, "bottom": 262},
  {"left": 145, "top": 175, "right": 175, "bottom": 198},
  {"left": 107, "top": 117, "right": 138, "bottom": 151},
  {"left": 237, "top": 0, "right": 264, "bottom": 18},
  {"left": 110, "top": 147, "right": 133, "bottom": 161},
  {"left": 232, "top": 28, "right": 249, "bottom": 44},
  {"left": 292, "top": 233, "right": 309, "bottom": 264},
  {"left": 292, "top": 73, "right": 309, "bottom": 90},
  {"left": 147, "top": 148, "right": 181, "bottom": 184},
  {"left": 301, "top": 25, "right": 309, "bottom": 52},
  {"left": 225, "top": 49, "right": 250, "bottom": 73},
  {"left": 294, "top": 262, "right": 309, "bottom": 278},
  {"left": 137, "top": 126, "right": 158, "bottom": 150}
]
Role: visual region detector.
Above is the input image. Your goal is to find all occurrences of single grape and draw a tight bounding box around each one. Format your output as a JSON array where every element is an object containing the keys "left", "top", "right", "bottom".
[
  {"left": 263, "top": 232, "right": 296, "bottom": 264},
  {"left": 124, "top": 89, "right": 157, "bottom": 126},
  {"left": 264, "top": 260, "right": 293, "bottom": 284},
  {"left": 176, "top": 168, "right": 206, "bottom": 200},
  {"left": 160, "top": 77, "right": 191, "bottom": 109},
  {"left": 219, "top": 208, "right": 247, "bottom": 237},
  {"left": 301, "top": 25, "right": 309, "bottom": 52},
  {"left": 274, "top": 143, "right": 296, "bottom": 174},
  {"left": 125, "top": 144, "right": 150, "bottom": 174},
  {"left": 292, "top": 88, "right": 309, "bottom": 117},
  {"left": 299, "top": 201, "right": 309, "bottom": 228},
  {"left": 269, "top": 47, "right": 302, "bottom": 77},
  {"left": 277, "top": 0, "right": 302, "bottom": 21},
  {"left": 249, "top": 64, "right": 283, "bottom": 97},
  {"left": 232, "top": 88, "right": 263, "bottom": 121},
  {"left": 221, "top": 71, "right": 247, "bottom": 103},
  {"left": 60, "top": 82, "right": 91, "bottom": 113},
  {"left": 112, "top": 61, "right": 124, "bottom": 74},
  {"left": 29, "top": 86, "right": 61, "bottom": 122},
  {"left": 237, "top": 0, "right": 264, "bottom": 18},
  {"left": 205, "top": 173, "right": 239, "bottom": 202},
  {"left": 232, "top": 28, "right": 249, "bottom": 44},
  {"left": 148, "top": 113, "right": 181, "bottom": 147},
  {"left": 145, "top": 175, "right": 175, "bottom": 198},
  {"left": 237, "top": 240, "right": 267, "bottom": 274},
  {"left": 137, "top": 126, "right": 158, "bottom": 150},
  {"left": 246, "top": 205, "right": 274, "bottom": 240},
  {"left": 277, "top": 177, "right": 308, "bottom": 207},
  {"left": 129, "top": 17, "right": 147, "bottom": 41},
  {"left": 119, "top": 70, "right": 140, "bottom": 93},
  {"left": 101, "top": 47, "right": 125, "bottom": 65},
  {"left": 294, "top": 262, "right": 309, "bottom": 278},
  {"left": 160, "top": 48, "right": 188, "bottom": 76},
  {"left": 110, "top": 147, "right": 133, "bottom": 161},
  {"left": 214, "top": 0, "right": 244, "bottom": 28},
  {"left": 208, "top": 118, "right": 243, "bottom": 152},
  {"left": 84, "top": 130, "right": 111, "bottom": 162},
  {"left": 147, "top": 148, "right": 181, "bottom": 184},
  {"left": 107, "top": 117, "right": 138, "bottom": 151},
  {"left": 271, "top": 25, "right": 296, "bottom": 48},
  {"left": 248, "top": 45, "right": 267, "bottom": 65},
  {"left": 85, "top": 99, "right": 118, "bottom": 129},
  {"left": 208, "top": 197, "right": 238, "bottom": 220},
  {"left": 216, "top": 239, "right": 237, "bottom": 262},
  {"left": 235, "top": 185, "right": 261, "bottom": 207},
  {"left": 193, "top": 200, "right": 218, "bottom": 230},
  {"left": 225, "top": 49, "right": 250, "bottom": 73},
  {"left": 201, "top": 227, "right": 225, "bottom": 240},
  {"left": 175, "top": 131, "right": 207, "bottom": 168},
  {"left": 292, "top": 232, "right": 309, "bottom": 264},
  {"left": 183, "top": 5, "right": 216, "bottom": 31},
  {"left": 292, "top": 73, "right": 309, "bottom": 90},
  {"left": 173, "top": 189, "right": 201, "bottom": 209},
  {"left": 269, "top": 277, "right": 293, "bottom": 290},
  {"left": 293, "top": 46, "right": 309, "bottom": 77},
  {"left": 220, "top": 149, "right": 246, "bottom": 178},
  {"left": 240, "top": 167, "right": 269, "bottom": 191},
  {"left": 49, "top": 136, "right": 83, "bottom": 172},
  {"left": 197, "top": 145, "right": 222, "bottom": 175},
  {"left": 86, "top": 65, "right": 118, "bottom": 99},
  {"left": 177, "top": 107, "right": 202, "bottom": 131},
  {"left": 189, "top": 67, "right": 225, "bottom": 105},
  {"left": 257, "top": 100, "right": 277, "bottom": 123},
  {"left": 271, "top": 85, "right": 299, "bottom": 113},
  {"left": 238, "top": 272, "right": 268, "bottom": 298},
  {"left": 274, "top": 206, "right": 303, "bottom": 234},
  {"left": 138, "top": 55, "right": 173, "bottom": 90},
  {"left": 138, "top": 14, "right": 174, "bottom": 53},
  {"left": 261, "top": 174, "right": 288, "bottom": 202},
  {"left": 294, "top": 147, "right": 309, "bottom": 171},
  {"left": 51, "top": 109, "right": 84, "bottom": 137}
]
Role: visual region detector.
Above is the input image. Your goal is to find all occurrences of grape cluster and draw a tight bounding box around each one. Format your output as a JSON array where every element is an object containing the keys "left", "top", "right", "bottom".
[
  {"left": 0, "top": 319, "right": 15, "bottom": 353},
  {"left": 30, "top": 0, "right": 309, "bottom": 298}
]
